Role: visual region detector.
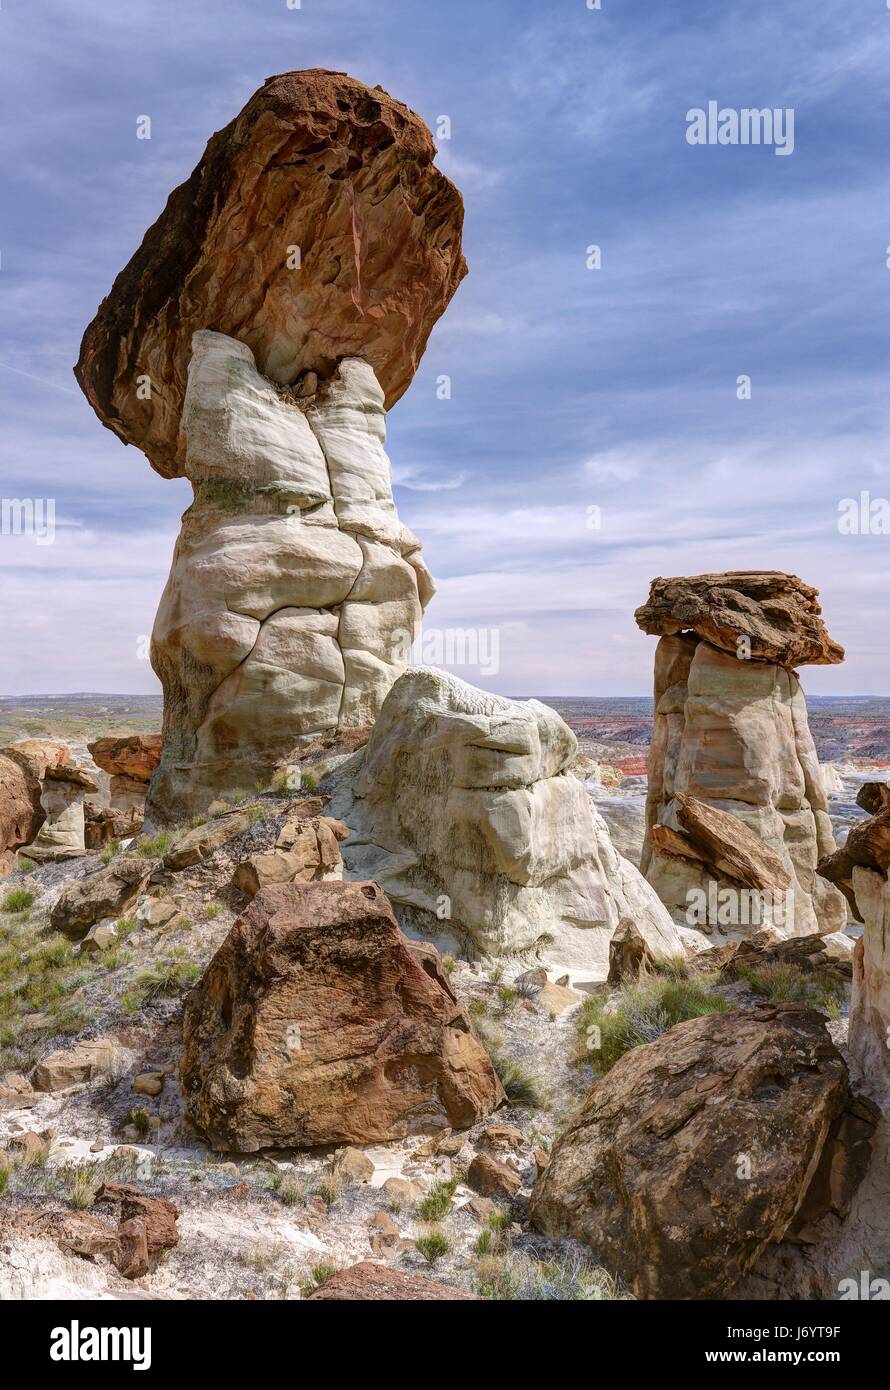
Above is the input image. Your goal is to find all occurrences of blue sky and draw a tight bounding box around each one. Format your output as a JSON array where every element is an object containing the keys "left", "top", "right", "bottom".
[{"left": 1, "top": 0, "right": 888, "bottom": 696}]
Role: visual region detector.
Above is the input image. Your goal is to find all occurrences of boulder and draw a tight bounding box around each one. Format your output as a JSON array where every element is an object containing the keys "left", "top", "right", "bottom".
[
  {"left": 180, "top": 880, "right": 504, "bottom": 1151},
  {"left": 84, "top": 802, "right": 142, "bottom": 849},
  {"left": 0, "top": 749, "right": 45, "bottom": 862},
  {"left": 634, "top": 572, "right": 844, "bottom": 667},
  {"left": 162, "top": 811, "right": 251, "bottom": 870},
  {"left": 848, "top": 866, "right": 890, "bottom": 1102},
  {"left": 530, "top": 1005, "right": 869, "bottom": 1298},
  {"left": 306, "top": 1260, "right": 473, "bottom": 1300},
  {"left": 95, "top": 1183, "right": 180, "bottom": 1263},
  {"left": 641, "top": 623, "right": 847, "bottom": 939},
  {"left": 818, "top": 806, "right": 890, "bottom": 920},
  {"left": 467, "top": 1151, "right": 522, "bottom": 1199},
  {"left": 87, "top": 734, "right": 162, "bottom": 782},
  {"left": 329, "top": 667, "right": 685, "bottom": 975},
  {"left": 856, "top": 781, "right": 890, "bottom": 815},
  {"left": 5, "top": 740, "right": 70, "bottom": 780},
  {"left": 232, "top": 815, "right": 344, "bottom": 896},
  {"left": 75, "top": 69, "right": 466, "bottom": 480},
  {"left": 50, "top": 857, "right": 152, "bottom": 939},
  {"left": 32, "top": 1037, "right": 126, "bottom": 1092}
]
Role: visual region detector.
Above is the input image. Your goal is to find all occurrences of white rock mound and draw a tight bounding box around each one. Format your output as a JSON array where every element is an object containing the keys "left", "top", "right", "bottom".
[{"left": 328, "top": 668, "right": 684, "bottom": 976}]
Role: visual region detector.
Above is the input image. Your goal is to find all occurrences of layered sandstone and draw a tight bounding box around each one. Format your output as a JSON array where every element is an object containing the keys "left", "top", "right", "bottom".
[
  {"left": 75, "top": 72, "right": 459, "bottom": 821},
  {"left": 146, "top": 333, "right": 433, "bottom": 820},
  {"left": 637, "top": 575, "right": 847, "bottom": 939},
  {"left": 75, "top": 69, "right": 466, "bottom": 479},
  {"left": 328, "top": 668, "right": 685, "bottom": 974},
  {"left": 180, "top": 880, "right": 504, "bottom": 1151}
]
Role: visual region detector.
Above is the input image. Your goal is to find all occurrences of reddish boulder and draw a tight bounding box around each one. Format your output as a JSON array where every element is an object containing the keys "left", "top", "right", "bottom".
[
  {"left": 74, "top": 69, "right": 467, "bottom": 479},
  {"left": 306, "top": 1261, "right": 473, "bottom": 1300},
  {"left": 87, "top": 734, "right": 162, "bottom": 783},
  {"left": 180, "top": 880, "right": 504, "bottom": 1151}
]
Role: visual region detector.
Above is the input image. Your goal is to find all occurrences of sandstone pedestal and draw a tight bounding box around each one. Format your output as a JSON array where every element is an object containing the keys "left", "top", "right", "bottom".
[
  {"left": 75, "top": 71, "right": 464, "bottom": 823},
  {"left": 636, "top": 574, "right": 847, "bottom": 940}
]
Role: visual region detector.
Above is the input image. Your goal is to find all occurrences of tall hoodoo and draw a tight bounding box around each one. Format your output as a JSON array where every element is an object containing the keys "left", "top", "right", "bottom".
[
  {"left": 635, "top": 571, "right": 847, "bottom": 938},
  {"left": 74, "top": 71, "right": 467, "bottom": 820}
]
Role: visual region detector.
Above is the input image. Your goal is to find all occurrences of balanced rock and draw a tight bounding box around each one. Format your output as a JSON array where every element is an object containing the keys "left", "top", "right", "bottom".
[
  {"left": 5, "top": 740, "right": 70, "bottom": 780},
  {"left": 530, "top": 1005, "right": 870, "bottom": 1299},
  {"left": 75, "top": 69, "right": 466, "bottom": 480},
  {"left": 50, "top": 856, "right": 151, "bottom": 939},
  {"left": 638, "top": 580, "right": 847, "bottom": 939},
  {"left": 330, "top": 668, "right": 685, "bottom": 974},
  {"left": 76, "top": 72, "right": 462, "bottom": 822},
  {"left": 634, "top": 572, "right": 844, "bottom": 667},
  {"left": 87, "top": 734, "right": 162, "bottom": 783},
  {"left": 843, "top": 858, "right": 890, "bottom": 1102},
  {"left": 180, "top": 880, "right": 504, "bottom": 1151},
  {"left": 22, "top": 765, "right": 99, "bottom": 864}
]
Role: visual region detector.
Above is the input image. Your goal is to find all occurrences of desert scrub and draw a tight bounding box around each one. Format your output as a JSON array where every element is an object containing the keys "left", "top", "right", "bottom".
[
  {"left": 204, "top": 902, "right": 223, "bottom": 920},
  {"left": 2, "top": 889, "right": 34, "bottom": 913},
  {"left": 478, "top": 1250, "right": 630, "bottom": 1301},
  {"left": 473, "top": 1210, "right": 511, "bottom": 1258},
  {"left": 416, "top": 1228, "right": 451, "bottom": 1265},
  {"left": 246, "top": 803, "right": 268, "bottom": 824},
  {"left": 313, "top": 1171, "right": 343, "bottom": 1207},
  {"left": 417, "top": 1176, "right": 458, "bottom": 1222},
  {"left": 64, "top": 1162, "right": 99, "bottom": 1210},
  {"left": 136, "top": 829, "right": 174, "bottom": 859},
  {"left": 475, "top": 1020, "right": 542, "bottom": 1107},
  {"left": 272, "top": 1172, "right": 310, "bottom": 1207},
  {"left": 299, "top": 1261, "right": 339, "bottom": 1296},
  {"left": 127, "top": 1108, "right": 152, "bottom": 1138},
  {"left": 99, "top": 843, "right": 120, "bottom": 866},
  {"left": 576, "top": 974, "right": 727, "bottom": 1075},
  {"left": 734, "top": 960, "right": 844, "bottom": 1014},
  {"left": 120, "top": 950, "right": 201, "bottom": 1014},
  {"left": 497, "top": 985, "right": 518, "bottom": 1015}
]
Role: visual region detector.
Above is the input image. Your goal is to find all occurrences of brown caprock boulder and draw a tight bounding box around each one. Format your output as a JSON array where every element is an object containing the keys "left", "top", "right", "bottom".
[
  {"left": 180, "top": 880, "right": 504, "bottom": 1151},
  {"left": 75, "top": 69, "right": 467, "bottom": 479},
  {"left": 634, "top": 571, "right": 844, "bottom": 667},
  {"left": 530, "top": 1004, "right": 872, "bottom": 1299}
]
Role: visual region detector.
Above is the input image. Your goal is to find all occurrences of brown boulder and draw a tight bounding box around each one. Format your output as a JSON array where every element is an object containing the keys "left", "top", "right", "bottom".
[
  {"left": 180, "top": 880, "right": 504, "bottom": 1151},
  {"left": 49, "top": 857, "right": 152, "bottom": 939},
  {"left": 232, "top": 816, "right": 344, "bottom": 897},
  {"left": 530, "top": 1005, "right": 867, "bottom": 1299},
  {"left": 306, "top": 1260, "right": 474, "bottom": 1301},
  {"left": 856, "top": 781, "right": 890, "bottom": 815},
  {"left": 162, "top": 811, "right": 251, "bottom": 870},
  {"left": 95, "top": 1182, "right": 180, "bottom": 1262},
  {"left": 466, "top": 1151, "right": 522, "bottom": 1199},
  {"left": 87, "top": 734, "right": 162, "bottom": 782},
  {"left": 0, "top": 749, "right": 45, "bottom": 859},
  {"left": 656, "top": 793, "right": 792, "bottom": 892},
  {"left": 74, "top": 69, "right": 467, "bottom": 479},
  {"left": 634, "top": 572, "right": 844, "bottom": 667},
  {"left": 4, "top": 740, "right": 70, "bottom": 780},
  {"left": 818, "top": 806, "right": 890, "bottom": 917}
]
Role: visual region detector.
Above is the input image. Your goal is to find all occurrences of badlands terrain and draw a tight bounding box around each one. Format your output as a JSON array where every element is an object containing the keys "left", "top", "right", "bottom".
[{"left": 2, "top": 70, "right": 889, "bottom": 1305}]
